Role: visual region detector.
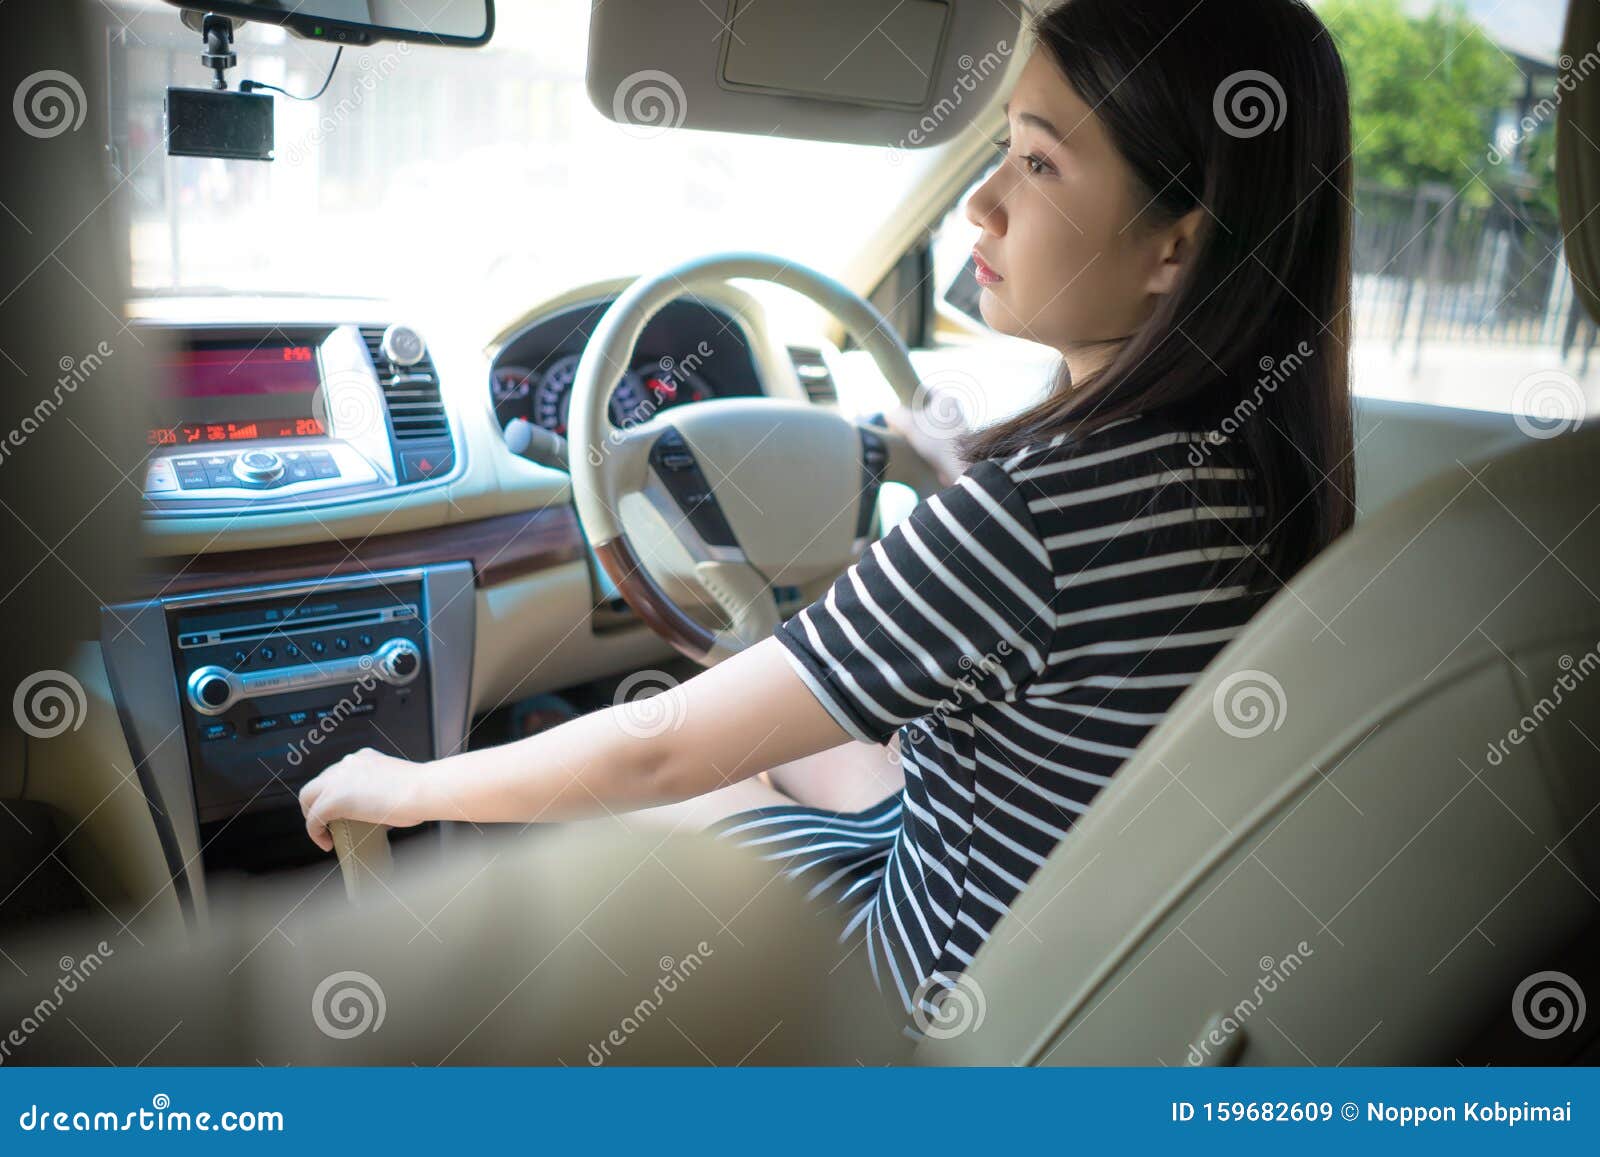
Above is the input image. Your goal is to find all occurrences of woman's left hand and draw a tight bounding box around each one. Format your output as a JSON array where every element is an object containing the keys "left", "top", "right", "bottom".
[
  {"left": 297, "top": 747, "right": 435, "bottom": 853},
  {"left": 882, "top": 403, "right": 968, "bottom": 490}
]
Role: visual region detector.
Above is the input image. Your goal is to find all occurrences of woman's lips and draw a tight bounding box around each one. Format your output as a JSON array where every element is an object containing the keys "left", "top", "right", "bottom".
[{"left": 972, "top": 249, "right": 1003, "bottom": 285}]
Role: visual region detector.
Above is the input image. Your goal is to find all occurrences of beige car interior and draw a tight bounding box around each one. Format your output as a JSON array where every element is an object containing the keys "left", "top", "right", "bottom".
[{"left": 1, "top": 0, "right": 1597, "bottom": 1066}]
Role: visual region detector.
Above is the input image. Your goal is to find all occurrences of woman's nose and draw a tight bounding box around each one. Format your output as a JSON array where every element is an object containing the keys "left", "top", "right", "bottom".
[{"left": 965, "top": 166, "right": 1007, "bottom": 235}]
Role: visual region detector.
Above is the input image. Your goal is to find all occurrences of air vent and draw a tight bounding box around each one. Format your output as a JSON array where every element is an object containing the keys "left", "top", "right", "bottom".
[
  {"left": 787, "top": 346, "right": 837, "bottom": 405},
  {"left": 360, "top": 325, "right": 451, "bottom": 442}
]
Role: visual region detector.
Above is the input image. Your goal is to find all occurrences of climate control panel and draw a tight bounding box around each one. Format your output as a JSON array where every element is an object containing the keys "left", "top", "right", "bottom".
[{"left": 166, "top": 575, "right": 436, "bottom": 823}]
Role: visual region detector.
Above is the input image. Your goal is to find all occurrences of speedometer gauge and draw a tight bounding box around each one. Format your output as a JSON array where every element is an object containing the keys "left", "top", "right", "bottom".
[
  {"left": 533, "top": 353, "right": 581, "bottom": 434},
  {"left": 527, "top": 352, "right": 664, "bottom": 435}
]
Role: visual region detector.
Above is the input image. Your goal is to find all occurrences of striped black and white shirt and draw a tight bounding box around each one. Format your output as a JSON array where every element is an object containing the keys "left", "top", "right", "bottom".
[{"left": 708, "top": 409, "right": 1277, "bottom": 1028}]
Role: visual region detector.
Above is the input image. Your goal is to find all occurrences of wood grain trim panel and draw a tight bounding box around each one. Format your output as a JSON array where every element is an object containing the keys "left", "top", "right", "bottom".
[
  {"left": 138, "top": 506, "right": 586, "bottom": 598},
  {"left": 591, "top": 534, "right": 714, "bottom": 661}
]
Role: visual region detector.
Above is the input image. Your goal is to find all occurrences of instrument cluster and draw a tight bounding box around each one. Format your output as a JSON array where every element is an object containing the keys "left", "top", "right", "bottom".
[{"left": 488, "top": 296, "right": 765, "bottom": 453}]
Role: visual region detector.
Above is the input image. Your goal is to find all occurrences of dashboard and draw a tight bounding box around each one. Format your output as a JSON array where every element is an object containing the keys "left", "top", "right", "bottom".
[
  {"left": 138, "top": 320, "right": 459, "bottom": 514},
  {"left": 53, "top": 284, "right": 845, "bottom": 912},
  {"left": 489, "top": 296, "right": 768, "bottom": 447}
]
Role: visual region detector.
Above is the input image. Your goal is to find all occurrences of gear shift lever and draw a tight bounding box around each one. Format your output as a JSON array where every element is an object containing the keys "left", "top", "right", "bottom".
[{"left": 328, "top": 819, "right": 393, "bottom": 903}]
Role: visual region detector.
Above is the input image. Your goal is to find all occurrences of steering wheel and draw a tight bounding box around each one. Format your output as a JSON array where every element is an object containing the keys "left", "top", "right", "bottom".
[{"left": 568, "top": 252, "right": 945, "bottom": 666}]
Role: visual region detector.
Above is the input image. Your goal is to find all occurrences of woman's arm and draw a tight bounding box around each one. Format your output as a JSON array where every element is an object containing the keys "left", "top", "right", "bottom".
[{"left": 297, "top": 635, "right": 851, "bottom": 851}]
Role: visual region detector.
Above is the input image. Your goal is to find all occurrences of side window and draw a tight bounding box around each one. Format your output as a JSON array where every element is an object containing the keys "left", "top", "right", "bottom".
[
  {"left": 928, "top": 163, "right": 999, "bottom": 337},
  {"left": 859, "top": 160, "right": 998, "bottom": 351}
]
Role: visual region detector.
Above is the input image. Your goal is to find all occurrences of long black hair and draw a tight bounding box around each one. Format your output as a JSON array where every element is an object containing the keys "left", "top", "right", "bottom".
[{"left": 960, "top": 0, "right": 1357, "bottom": 595}]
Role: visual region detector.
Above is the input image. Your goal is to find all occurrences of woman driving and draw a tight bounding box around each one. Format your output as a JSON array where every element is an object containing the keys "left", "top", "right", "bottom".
[{"left": 298, "top": 0, "right": 1358, "bottom": 1028}]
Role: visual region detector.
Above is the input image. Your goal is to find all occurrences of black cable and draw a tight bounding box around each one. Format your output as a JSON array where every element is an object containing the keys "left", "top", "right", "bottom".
[{"left": 240, "top": 46, "right": 342, "bottom": 100}]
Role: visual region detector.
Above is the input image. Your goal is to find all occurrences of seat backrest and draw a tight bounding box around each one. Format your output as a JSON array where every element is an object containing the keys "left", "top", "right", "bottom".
[
  {"left": 0, "top": 827, "right": 912, "bottom": 1065},
  {"left": 1, "top": 2, "right": 151, "bottom": 695},
  {"left": 915, "top": 422, "right": 1600, "bottom": 1065}
]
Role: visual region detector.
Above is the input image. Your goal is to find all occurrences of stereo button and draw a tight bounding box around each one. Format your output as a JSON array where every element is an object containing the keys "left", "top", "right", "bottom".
[
  {"left": 199, "top": 721, "right": 235, "bottom": 742},
  {"left": 187, "top": 668, "right": 234, "bottom": 714},
  {"left": 233, "top": 450, "right": 285, "bottom": 485},
  {"left": 145, "top": 460, "right": 179, "bottom": 493},
  {"left": 248, "top": 714, "right": 284, "bottom": 735}
]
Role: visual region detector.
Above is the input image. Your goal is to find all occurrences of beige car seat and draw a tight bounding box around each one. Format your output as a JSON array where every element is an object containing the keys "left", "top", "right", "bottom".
[{"left": 916, "top": 419, "right": 1600, "bottom": 1066}]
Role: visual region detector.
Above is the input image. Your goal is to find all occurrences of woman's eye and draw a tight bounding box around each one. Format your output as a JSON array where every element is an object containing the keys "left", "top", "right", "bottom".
[{"left": 990, "top": 135, "right": 1051, "bottom": 176}]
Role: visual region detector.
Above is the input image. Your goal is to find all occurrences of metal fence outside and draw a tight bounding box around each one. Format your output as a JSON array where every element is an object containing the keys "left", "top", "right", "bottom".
[{"left": 1351, "top": 180, "right": 1596, "bottom": 371}]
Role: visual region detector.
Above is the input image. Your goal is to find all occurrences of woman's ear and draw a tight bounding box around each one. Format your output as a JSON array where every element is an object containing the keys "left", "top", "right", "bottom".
[{"left": 1145, "top": 206, "right": 1207, "bottom": 297}]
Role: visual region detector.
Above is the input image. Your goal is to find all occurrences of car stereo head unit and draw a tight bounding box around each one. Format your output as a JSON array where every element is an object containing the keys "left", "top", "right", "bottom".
[
  {"left": 139, "top": 323, "right": 460, "bottom": 513},
  {"left": 100, "top": 564, "right": 477, "bottom": 899}
]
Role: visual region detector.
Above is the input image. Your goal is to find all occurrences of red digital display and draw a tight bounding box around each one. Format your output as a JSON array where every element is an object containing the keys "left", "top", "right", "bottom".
[
  {"left": 150, "top": 342, "right": 325, "bottom": 446},
  {"left": 148, "top": 417, "right": 327, "bottom": 447}
]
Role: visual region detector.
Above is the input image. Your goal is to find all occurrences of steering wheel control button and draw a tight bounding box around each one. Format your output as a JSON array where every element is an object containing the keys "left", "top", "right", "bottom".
[
  {"left": 648, "top": 432, "right": 742, "bottom": 550},
  {"left": 856, "top": 428, "right": 890, "bottom": 538}
]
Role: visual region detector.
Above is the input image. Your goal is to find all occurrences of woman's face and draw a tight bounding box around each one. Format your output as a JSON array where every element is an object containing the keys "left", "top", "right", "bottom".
[{"left": 965, "top": 49, "right": 1184, "bottom": 358}]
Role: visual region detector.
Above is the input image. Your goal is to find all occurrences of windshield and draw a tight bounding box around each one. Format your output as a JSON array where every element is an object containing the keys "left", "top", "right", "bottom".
[{"left": 109, "top": 0, "right": 945, "bottom": 312}]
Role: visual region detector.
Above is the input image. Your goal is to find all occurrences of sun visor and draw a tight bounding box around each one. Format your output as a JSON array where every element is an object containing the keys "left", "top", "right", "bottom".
[{"left": 586, "top": 0, "right": 1027, "bottom": 148}]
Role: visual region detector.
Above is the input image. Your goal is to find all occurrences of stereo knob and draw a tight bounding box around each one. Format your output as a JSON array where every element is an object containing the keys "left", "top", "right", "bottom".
[
  {"left": 380, "top": 324, "right": 426, "bottom": 368},
  {"left": 186, "top": 666, "right": 235, "bottom": 716},
  {"left": 232, "top": 450, "right": 285, "bottom": 484},
  {"left": 373, "top": 638, "right": 422, "bottom": 686}
]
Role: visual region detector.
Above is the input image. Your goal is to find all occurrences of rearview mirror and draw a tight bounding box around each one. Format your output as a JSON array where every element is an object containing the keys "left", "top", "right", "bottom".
[{"left": 161, "top": 0, "right": 494, "bottom": 48}]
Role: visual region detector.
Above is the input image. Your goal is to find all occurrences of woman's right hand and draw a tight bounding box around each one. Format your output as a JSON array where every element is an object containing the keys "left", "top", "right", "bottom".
[{"left": 297, "top": 747, "right": 435, "bottom": 853}]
